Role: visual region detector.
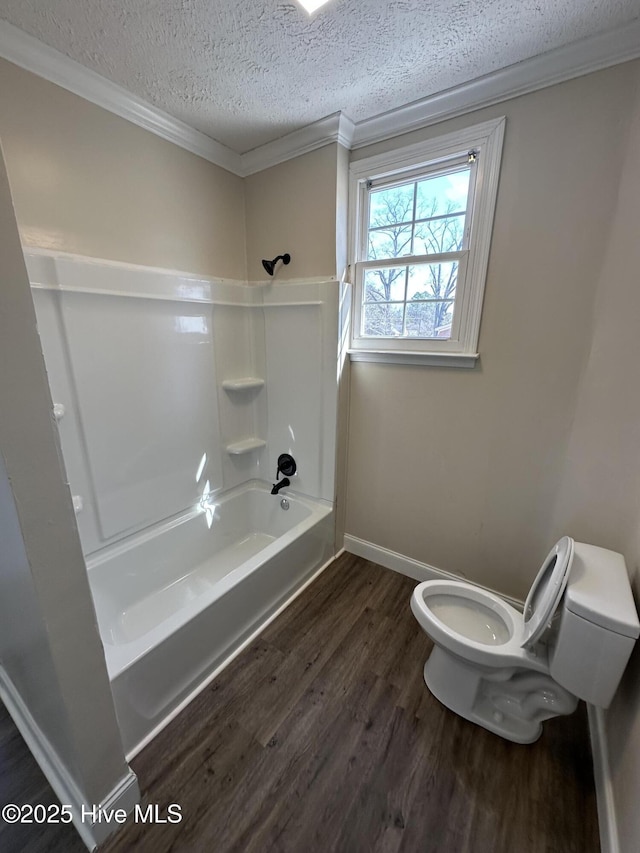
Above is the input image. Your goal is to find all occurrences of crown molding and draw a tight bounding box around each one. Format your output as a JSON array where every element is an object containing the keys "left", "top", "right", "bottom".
[
  {"left": 239, "top": 111, "right": 355, "bottom": 176},
  {"left": 1, "top": 17, "right": 639, "bottom": 175},
  {"left": 351, "top": 18, "right": 640, "bottom": 149},
  {"left": 0, "top": 20, "right": 242, "bottom": 175}
]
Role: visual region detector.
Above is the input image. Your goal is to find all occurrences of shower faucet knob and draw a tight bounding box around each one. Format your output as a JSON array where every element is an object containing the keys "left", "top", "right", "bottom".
[{"left": 276, "top": 453, "right": 297, "bottom": 479}]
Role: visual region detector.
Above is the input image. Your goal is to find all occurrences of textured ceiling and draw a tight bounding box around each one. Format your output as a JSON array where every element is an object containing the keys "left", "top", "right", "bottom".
[{"left": 0, "top": 0, "right": 639, "bottom": 153}]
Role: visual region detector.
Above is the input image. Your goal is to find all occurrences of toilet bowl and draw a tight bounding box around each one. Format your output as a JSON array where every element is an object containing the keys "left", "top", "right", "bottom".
[{"left": 411, "top": 537, "right": 640, "bottom": 743}]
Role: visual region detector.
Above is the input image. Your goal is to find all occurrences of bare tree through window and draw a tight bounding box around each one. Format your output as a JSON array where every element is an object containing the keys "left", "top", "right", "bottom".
[{"left": 362, "top": 169, "right": 469, "bottom": 339}]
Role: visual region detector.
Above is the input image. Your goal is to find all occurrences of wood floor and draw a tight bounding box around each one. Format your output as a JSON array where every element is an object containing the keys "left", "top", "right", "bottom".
[
  {"left": 0, "top": 703, "right": 86, "bottom": 853},
  {"left": 3, "top": 553, "right": 599, "bottom": 852}
]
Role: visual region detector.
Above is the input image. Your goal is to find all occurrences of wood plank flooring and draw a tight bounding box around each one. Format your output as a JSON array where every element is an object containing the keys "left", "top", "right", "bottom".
[
  {"left": 2, "top": 553, "right": 600, "bottom": 852},
  {"left": 103, "top": 553, "right": 599, "bottom": 853},
  {"left": 0, "top": 703, "right": 86, "bottom": 853}
]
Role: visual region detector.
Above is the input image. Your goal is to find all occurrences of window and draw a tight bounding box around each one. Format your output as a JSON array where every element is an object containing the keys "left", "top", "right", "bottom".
[{"left": 349, "top": 117, "right": 505, "bottom": 366}]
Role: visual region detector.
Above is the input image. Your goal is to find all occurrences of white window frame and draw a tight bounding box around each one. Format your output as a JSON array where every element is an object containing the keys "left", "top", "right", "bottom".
[{"left": 348, "top": 117, "right": 505, "bottom": 367}]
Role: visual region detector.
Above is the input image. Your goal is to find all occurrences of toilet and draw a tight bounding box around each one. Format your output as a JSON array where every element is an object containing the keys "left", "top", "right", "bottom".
[{"left": 410, "top": 537, "right": 640, "bottom": 743}]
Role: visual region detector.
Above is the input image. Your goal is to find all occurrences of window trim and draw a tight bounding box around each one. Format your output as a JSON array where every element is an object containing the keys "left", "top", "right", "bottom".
[{"left": 348, "top": 117, "right": 505, "bottom": 365}]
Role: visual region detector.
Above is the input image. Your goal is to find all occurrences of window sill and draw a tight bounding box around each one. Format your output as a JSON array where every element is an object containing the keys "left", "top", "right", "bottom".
[{"left": 348, "top": 350, "right": 479, "bottom": 368}]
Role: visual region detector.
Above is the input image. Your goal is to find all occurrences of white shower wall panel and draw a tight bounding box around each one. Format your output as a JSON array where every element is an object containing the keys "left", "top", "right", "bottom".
[
  {"left": 27, "top": 252, "right": 231, "bottom": 554},
  {"left": 212, "top": 301, "right": 267, "bottom": 491},
  {"left": 264, "top": 282, "right": 338, "bottom": 503},
  {"left": 26, "top": 251, "right": 339, "bottom": 555},
  {"left": 62, "top": 293, "right": 223, "bottom": 540}
]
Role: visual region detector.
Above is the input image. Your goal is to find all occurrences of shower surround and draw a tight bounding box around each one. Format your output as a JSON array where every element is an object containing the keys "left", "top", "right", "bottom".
[{"left": 26, "top": 250, "right": 338, "bottom": 755}]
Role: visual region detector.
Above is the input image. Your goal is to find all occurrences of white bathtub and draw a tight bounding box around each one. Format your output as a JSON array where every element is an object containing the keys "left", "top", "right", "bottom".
[{"left": 87, "top": 481, "right": 334, "bottom": 756}]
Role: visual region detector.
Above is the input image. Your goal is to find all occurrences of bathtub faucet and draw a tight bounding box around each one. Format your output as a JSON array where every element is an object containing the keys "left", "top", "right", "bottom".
[{"left": 271, "top": 478, "right": 290, "bottom": 495}]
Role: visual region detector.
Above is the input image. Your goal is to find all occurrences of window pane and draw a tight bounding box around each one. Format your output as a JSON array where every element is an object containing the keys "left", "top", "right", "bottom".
[
  {"left": 406, "top": 262, "right": 458, "bottom": 301},
  {"left": 367, "top": 225, "right": 412, "bottom": 260},
  {"left": 405, "top": 300, "right": 454, "bottom": 339},
  {"left": 414, "top": 215, "right": 465, "bottom": 255},
  {"left": 368, "top": 183, "right": 414, "bottom": 229},
  {"left": 362, "top": 302, "right": 404, "bottom": 337},
  {"left": 364, "top": 267, "right": 406, "bottom": 302},
  {"left": 361, "top": 264, "right": 458, "bottom": 338},
  {"left": 415, "top": 169, "right": 470, "bottom": 220}
]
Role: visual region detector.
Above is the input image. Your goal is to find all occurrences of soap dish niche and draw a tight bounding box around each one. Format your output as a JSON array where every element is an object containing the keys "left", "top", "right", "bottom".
[
  {"left": 225, "top": 438, "right": 267, "bottom": 455},
  {"left": 222, "top": 378, "right": 265, "bottom": 392}
]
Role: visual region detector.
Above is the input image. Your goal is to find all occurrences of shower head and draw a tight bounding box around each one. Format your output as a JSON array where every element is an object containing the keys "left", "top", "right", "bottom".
[{"left": 261, "top": 253, "right": 291, "bottom": 276}]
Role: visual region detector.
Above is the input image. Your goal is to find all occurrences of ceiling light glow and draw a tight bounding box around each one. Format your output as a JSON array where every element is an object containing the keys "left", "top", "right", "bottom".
[{"left": 297, "top": 0, "right": 332, "bottom": 14}]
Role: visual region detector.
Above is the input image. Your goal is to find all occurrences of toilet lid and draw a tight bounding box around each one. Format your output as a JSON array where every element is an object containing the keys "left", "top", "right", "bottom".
[{"left": 521, "top": 536, "right": 574, "bottom": 649}]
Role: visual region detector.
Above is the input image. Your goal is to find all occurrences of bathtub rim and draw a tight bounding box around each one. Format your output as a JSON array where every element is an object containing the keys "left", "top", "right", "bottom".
[
  {"left": 85, "top": 478, "right": 332, "bottom": 570},
  {"left": 87, "top": 479, "right": 333, "bottom": 680}
]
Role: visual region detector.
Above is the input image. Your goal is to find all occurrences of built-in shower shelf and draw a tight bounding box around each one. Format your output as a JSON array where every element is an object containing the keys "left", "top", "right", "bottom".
[
  {"left": 222, "top": 377, "right": 265, "bottom": 392},
  {"left": 225, "top": 438, "right": 267, "bottom": 455}
]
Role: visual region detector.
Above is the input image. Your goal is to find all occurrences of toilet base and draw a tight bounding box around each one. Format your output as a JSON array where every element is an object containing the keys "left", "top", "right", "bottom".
[{"left": 424, "top": 644, "right": 578, "bottom": 744}]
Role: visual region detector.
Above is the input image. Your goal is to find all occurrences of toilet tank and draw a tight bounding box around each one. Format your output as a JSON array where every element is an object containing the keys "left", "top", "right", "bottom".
[{"left": 549, "top": 542, "right": 639, "bottom": 707}]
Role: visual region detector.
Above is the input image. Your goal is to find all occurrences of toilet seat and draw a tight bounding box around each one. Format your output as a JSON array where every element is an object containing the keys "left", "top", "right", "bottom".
[
  {"left": 521, "top": 536, "right": 573, "bottom": 648},
  {"left": 411, "top": 537, "right": 574, "bottom": 669}
]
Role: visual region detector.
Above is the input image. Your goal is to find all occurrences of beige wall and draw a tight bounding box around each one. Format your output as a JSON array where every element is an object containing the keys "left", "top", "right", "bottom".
[
  {"left": 0, "top": 58, "right": 246, "bottom": 278},
  {"left": 547, "top": 77, "right": 640, "bottom": 853},
  {"left": 551, "top": 82, "right": 640, "bottom": 566},
  {"left": 244, "top": 144, "right": 340, "bottom": 281},
  {"left": 0, "top": 54, "right": 346, "bottom": 286},
  {"left": 345, "top": 61, "right": 640, "bottom": 600}
]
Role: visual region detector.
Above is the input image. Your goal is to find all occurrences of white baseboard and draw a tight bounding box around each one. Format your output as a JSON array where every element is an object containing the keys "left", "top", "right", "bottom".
[
  {"left": 588, "top": 704, "right": 619, "bottom": 853},
  {"left": 344, "top": 534, "right": 524, "bottom": 608},
  {"left": 0, "top": 667, "right": 139, "bottom": 850}
]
